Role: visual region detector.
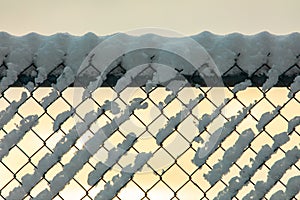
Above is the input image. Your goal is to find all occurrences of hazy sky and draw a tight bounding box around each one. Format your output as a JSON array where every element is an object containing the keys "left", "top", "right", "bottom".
[{"left": 0, "top": 0, "right": 299, "bottom": 36}]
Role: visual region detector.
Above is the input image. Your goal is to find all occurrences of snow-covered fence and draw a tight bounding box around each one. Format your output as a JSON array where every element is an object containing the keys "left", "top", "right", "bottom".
[{"left": 0, "top": 32, "right": 299, "bottom": 200}]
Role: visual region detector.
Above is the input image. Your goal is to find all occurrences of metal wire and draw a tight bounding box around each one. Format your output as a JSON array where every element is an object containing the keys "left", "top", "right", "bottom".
[{"left": 0, "top": 61, "right": 299, "bottom": 200}]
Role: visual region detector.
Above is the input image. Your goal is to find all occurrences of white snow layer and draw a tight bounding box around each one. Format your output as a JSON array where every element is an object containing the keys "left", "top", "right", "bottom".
[{"left": 287, "top": 116, "right": 300, "bottom": 134}]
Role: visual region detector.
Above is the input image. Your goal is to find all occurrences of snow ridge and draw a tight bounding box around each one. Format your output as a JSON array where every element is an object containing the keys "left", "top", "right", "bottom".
[
  {"left": 204, "top": 129, "right": 254, "bottom": 185},
  {"left": 243, "top": 147, "right": 300, "bottom": 200},
  {"left": 1, "top": 32, "right": 300, "bottom": 91},
  {"left": 88, "top": 133, "right": 137, "bottom": 186},
  {"left": 214, "top": 131, "right": 290, "bottom": 200},
  {"left": 94, "top": 152, "right": 152, "bottom": 200},
  {"left": 0, "top": 115, "right": 38, "bottom": 160}
]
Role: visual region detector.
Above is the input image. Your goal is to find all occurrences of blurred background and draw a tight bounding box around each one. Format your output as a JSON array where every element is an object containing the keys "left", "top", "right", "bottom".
[{"left": 0, "top": 0, "right": 300, "bottom": 36}]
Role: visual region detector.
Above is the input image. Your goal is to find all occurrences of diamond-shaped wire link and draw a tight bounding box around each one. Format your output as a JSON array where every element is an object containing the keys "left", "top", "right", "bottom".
[{"left": 0, "top": 62, "right": 299, "bottom": 200}]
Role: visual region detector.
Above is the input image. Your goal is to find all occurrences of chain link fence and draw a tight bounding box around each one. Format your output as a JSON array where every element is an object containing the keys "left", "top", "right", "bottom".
[{"left": 0, "top": 59, "right": 299, "bottom": 200}]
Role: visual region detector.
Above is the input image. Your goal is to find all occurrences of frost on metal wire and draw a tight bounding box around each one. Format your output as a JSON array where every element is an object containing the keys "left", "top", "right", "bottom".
[
  {"left": 256, "top": 106, "right": 281, "bottom": 131},
  {"left": 289, "top": 75, "right": 300, "bottom": 98},
  {"left": 232, "top": 79, "right": 252, "bottom": 94},
  {"left": 6, "top": 99, "right": 120, "bottom": 199},
  {"left": 288, "top": 116, "right": 300, "bottom": 134},
  {"left": 41, "top": 89, "right": 59, "bottom": 109},
  {"left": 194, "top": 98, "right": 228, "bottom": 139}
]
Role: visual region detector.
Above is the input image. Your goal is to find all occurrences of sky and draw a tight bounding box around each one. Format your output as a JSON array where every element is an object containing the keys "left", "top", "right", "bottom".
[{"left": 0, "top": 0, "right": 300, "bottom": 36}]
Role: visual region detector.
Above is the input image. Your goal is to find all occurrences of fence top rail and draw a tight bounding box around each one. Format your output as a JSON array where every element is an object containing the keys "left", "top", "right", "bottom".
[{"left": 0, "top": 32, "right": 299, "bottom": 87}]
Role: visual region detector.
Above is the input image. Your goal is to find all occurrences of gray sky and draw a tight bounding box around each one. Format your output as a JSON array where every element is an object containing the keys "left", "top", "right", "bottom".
[{"left": 0, "top": 0, "right": 299, "bottom": 36}]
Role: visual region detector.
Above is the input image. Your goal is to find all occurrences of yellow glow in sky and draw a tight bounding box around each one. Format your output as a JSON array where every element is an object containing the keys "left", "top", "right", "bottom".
[{"left": 0, "top": 0, "right": 300, "bottom": 36}]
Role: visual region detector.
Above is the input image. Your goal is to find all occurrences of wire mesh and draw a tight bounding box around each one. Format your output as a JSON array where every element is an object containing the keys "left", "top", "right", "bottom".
[{"left": 0, "top": 61, "right": 299, "bottom": 200}]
